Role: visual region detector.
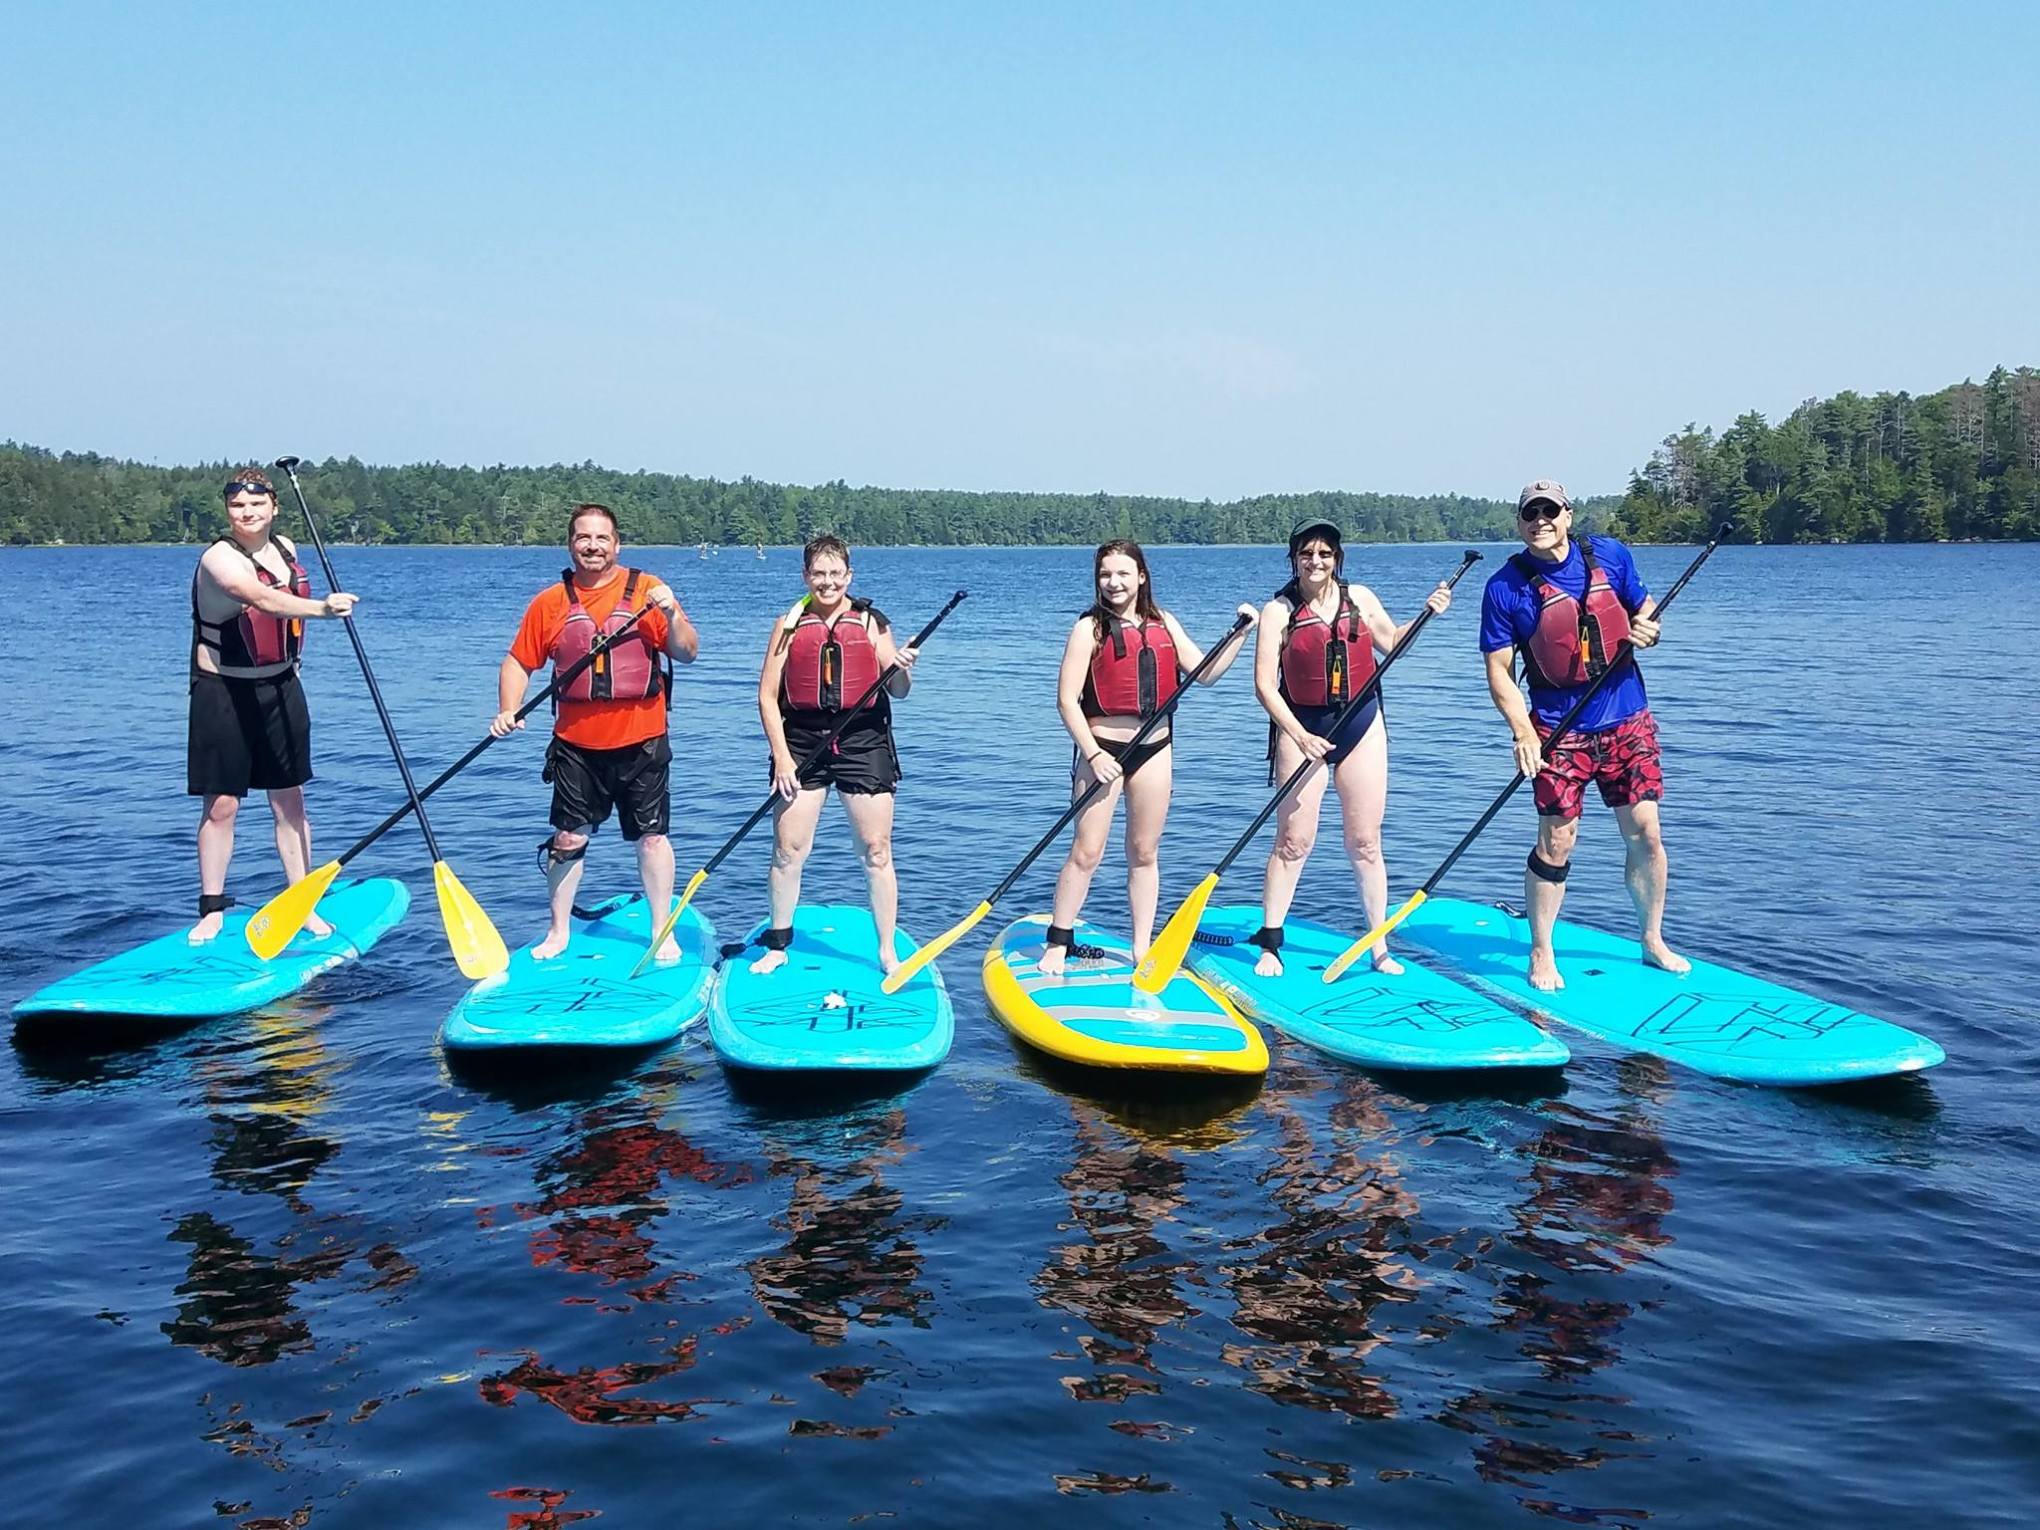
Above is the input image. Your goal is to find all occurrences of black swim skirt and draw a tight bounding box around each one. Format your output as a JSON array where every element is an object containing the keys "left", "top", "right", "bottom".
[{"left": 779, "top": 709, "right": 901, "bottom": 796}]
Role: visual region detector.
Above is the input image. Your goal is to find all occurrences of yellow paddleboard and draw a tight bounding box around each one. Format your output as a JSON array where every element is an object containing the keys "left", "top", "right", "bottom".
[{"left": 982, "top": 915, "right": 1267, "bottom": 1075}]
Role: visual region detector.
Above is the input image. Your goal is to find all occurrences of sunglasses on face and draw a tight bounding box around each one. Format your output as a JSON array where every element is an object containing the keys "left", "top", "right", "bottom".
[{"left": 1518, "top": 502, "right": 1565, "bottom": 523}]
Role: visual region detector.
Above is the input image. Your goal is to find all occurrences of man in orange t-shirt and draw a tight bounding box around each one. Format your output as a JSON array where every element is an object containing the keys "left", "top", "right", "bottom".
[{"left": 491, "top": 503, "right": 700, "bottom": 960}]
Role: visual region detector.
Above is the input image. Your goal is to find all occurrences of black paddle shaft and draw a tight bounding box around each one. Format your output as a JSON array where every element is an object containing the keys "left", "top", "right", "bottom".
[
  {"left": 983, "top": 609, "right": 1256, "bottom": 907},
  {"left": 274, "top": 456, "right": 448, "bottom": 864},
  {"left": 701, "top": 589, "right": 969, "bottom": 876},
  {"left": 329, "top": 602, "right": 659, "bottom": 869},
  {"left": 1205, "top": 549, "right": 1484, "bottom": 881},
  {"left": 1416, "top": 522, "right": 1733, "bottom": 896}
]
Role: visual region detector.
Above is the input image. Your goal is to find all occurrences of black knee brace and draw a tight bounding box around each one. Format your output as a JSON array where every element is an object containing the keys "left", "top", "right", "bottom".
[
  {"left": 1045, "top": 925, "right": 1075, "bottom": 950},
  {"left": 537, "top": 835, "right": 588, "bottom": 875},
  {"left": 759, "top": 925, "right": 794, "bottom": 952},
  {"left": 1527, "top": 849, "right": 1571, "bottom": 884},
  {"left": 1247, "top": 925, "right": 1284, "bottom": 953},
  {"left": 197, "top": 892, "right": 234, "bottom": 916}
]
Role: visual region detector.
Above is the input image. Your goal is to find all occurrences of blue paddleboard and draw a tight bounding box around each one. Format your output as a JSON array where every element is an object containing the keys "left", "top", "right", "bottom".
[
  {"left": 12, "top": 877, "right": 411, "bottom": 1024},
  {"left": 709, "top": 903, "right": 953, "bottom": 1072},
  {"left": 442, "top": 895, "right": 716, "bottom": 1051},
  {"left": 1188, "top": 904, "right": 1569, "bottom": 1070},
  {"left": 983, "top": 914, "right": 1268, "bottom": 1075},
  {"left": 1401, "top": 898, "right": 1945, "bottom": 1086}
]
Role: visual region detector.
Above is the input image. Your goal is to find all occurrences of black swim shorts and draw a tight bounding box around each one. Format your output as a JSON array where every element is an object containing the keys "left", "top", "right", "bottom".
[
  {"left": 187, "top": 670, "right": 314, "bottom": 797},
  {"left": 546, "top": 733, "right": 673, "bottom": 839}
]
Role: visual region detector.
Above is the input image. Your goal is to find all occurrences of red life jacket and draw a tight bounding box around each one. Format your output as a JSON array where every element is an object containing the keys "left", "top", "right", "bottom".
[
  {"left": 1511, "top": 540, "right": 1634, "bottom": 690},
  {"left": 1278, "top": 582, "right": 1374, "bottom": 708},
  {"left": 1082, "top": 613, "right": 1181, "bottom": 719},
  {"left": 782, "top": 600, "right": 884, "bottom": 712},
  {"left": 551, "top": 569, "right": 666, "bottom": 702},
  {"left": 191, "top": 537, "right": 311, "bottom": 673}
]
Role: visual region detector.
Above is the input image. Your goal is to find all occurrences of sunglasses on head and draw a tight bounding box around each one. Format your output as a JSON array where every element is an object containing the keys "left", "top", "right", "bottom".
[
  {"left": 1518, "top": 501, "right": 1565, "bottom": 522},
  {"left": 224, "top": 481, "right": 273, "bottom": 499}
]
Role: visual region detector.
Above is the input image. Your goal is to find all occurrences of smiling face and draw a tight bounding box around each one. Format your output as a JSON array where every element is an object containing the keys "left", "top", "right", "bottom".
[
  {"left": 1095, "top": 550, "right": 1143, "bottom": 614},
  {"left": 1290, "top": 535, "right": 1340, "bottom": 591},
  {"left": 568, "top": 511, "right": 620, "bottom": 578},
  {"left": 223, "top": 487, "right": 278, "bottom": 541},
  {"left": 1517, "top": 498, "right": 1571, "bottom": 559},
  {"left": 804, "top": 550, "right": 851, "bottom": 607}
]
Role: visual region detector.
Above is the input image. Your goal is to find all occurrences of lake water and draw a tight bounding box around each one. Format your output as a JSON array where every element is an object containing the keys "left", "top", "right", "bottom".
[{"left": 2, "top": 541, "right": 2037, "bottom": 1528}]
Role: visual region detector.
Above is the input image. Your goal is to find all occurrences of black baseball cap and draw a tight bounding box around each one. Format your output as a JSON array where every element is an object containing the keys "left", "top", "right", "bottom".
[{"left": 1288, "top": 516, "right": 1342, "bottom": 547}]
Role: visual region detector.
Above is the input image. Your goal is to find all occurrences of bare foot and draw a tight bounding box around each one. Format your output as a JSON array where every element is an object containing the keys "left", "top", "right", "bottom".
[
  {"left": 1037, "top": 943, "right": 1067, "bottom": 978},
  {"left": 1370, "top": 949, "right": 1405, "bottom": 977},
  {"left": 1642, "top": 936, "right": 1691, "bottom": 976},
  {"left": 1253, "top": 948, "right": 1284, "bottom": 979},
  {"left": 653, "top": 936, "right": 682, "bottom": 966},
  {"left": 749, "top": 948, "right": 789, "bottom": 976},
  {"left": 1527, "top": 945, "right": 1565, "bottom": 992},
  {"left": 878, "top": 948, "right": 902, "bottom": 977},
  {"left": 304, "top": 913, "right": 335, "bottom": 940},
  {"left": 187, "top": 912, "right": 224, "bottom": 945},
  {"left": 531, "top": 929, "right": 571, "bottom": 961}
]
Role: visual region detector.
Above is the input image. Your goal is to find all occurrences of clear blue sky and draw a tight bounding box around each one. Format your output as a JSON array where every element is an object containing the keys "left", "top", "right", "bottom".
[{"left": 7, "top": 1, "right": 2036, "bottom": 501}]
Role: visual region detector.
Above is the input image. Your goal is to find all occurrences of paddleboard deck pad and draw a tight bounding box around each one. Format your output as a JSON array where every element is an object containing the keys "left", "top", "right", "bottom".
[
  {"left": 442, "top": 895, "right": 716, "bottom": 1051},
  {"left": 984, "top": 914, "right": 1267, "bottom": 1075},
  {"left": 12, "top": 876, "right": 411, "bottom": 1024},
  {"left": 710, "top": 903, "right": 953, "bottom": 1071},
  {"left": 1188, "top": 904, "right": 1568, "bottom": 1070},
  {"left": 1401, "top": 898, "right": 1945, "bottom": 1085}
]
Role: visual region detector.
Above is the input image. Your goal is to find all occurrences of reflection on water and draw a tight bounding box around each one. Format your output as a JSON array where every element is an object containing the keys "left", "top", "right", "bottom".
[
  {"left": 1221, "top": 1075, "right": 1416, "bottom": 1422},
  {"left": 517, "top": 1081, "right": 749, "bottom": 1304},
  {"left": 4, "top": 543, "right": 2032, "bottom": 1526},
  {"left": 748, "top": 1106, "right": 937, "bottom": 1344},
  {"left": 1441, "top": 1057, "right": 1678, "bottom": 1520},
  {"left": 479, "top": 1073, "right": 747, "bottom": 1426},
  {"left": 1036, "top": 1103, "right": 1197, "bottom": 1409},
  {"left": 164, "top": 1012, "right": 385, "bottom": 1368},
  {"left": 135, "top": 1008, "right": 427, "bottom": 1520}
]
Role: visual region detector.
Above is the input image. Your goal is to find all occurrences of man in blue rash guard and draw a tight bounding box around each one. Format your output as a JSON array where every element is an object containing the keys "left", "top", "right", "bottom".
[{"left": 1479, "top": 479, "right": 1689, "bottom": 992}]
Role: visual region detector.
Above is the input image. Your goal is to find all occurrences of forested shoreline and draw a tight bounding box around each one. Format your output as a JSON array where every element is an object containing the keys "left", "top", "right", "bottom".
[{"left": 6, "top": 366, "right": 2034, "bottom": 547}]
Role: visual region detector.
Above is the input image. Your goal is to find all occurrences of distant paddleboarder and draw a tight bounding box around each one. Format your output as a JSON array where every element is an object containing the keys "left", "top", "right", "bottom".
[
  {"left": 1249, "top": 518, "right": 1452, "bottom": 978},
  {"left": 750, "top": 535, "right": 918, "bottom": 976},
  {"left": 491, "top": 503, "right": 698, "bottom": 961},
  {"left": 188, "top": 468, "right": 359, "bottom": 944},
  {"left": 1479, "top": 479, "right": 1686, "bottom": 991},
  {"left": 1038, "top": 540, "right": 1256, "bottom": 978}
]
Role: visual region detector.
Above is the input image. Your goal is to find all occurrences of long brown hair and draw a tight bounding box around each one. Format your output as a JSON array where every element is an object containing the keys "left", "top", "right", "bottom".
[{"left": 1089, "top": 539, "right": 1163, "bottom": 636}]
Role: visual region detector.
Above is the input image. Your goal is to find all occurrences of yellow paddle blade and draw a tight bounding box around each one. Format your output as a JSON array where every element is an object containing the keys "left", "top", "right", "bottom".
[
  {"left": 631, "top": 866, "right": 708, "bottom": 979},
  {"left": 434, "top": 861, "right": 509, "bottom": 980},
  {"left": 245, "top": 860, "right": 344, "bottom": 960},
  {"left": 1135, "top": 872, "right": 1219, "bottom": 993},
  {"left": 1320, "top": 890, "right": 1428, "bottom": 984},
  {"left": 881, "top": 900, "right": 990, "bottom": 995}
]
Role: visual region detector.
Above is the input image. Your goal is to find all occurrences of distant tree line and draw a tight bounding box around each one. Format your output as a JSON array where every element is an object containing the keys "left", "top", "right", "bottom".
[
  {"left": 4, "top": 365, "right": 2033, "bottom": 547},
  {"left": 1605, "top": 365, "right": 2040, "bottom": 543},
  {"left": 0, "top": 451, "right": 1525, "bottom": 548}
]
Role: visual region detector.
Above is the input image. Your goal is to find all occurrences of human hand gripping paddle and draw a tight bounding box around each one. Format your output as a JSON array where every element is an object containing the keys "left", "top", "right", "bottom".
[
  {"left": 628, "top": 589, "right": 970, "bottom": 979},
  {"left": 879, "top": 606, "right": 1259, "bottom": 997},
  {"left": 1133, "top": 549, "right": 1485, "bottom": 994},
  {"left": 243, "top": 458, "right": 509, "bottom": 980},
  {"left": 246, "top": 601, "right": 660, "bottom": 958},
  {"left": 1317, "top": 523, "right": 1733, "bottom": 985}
]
